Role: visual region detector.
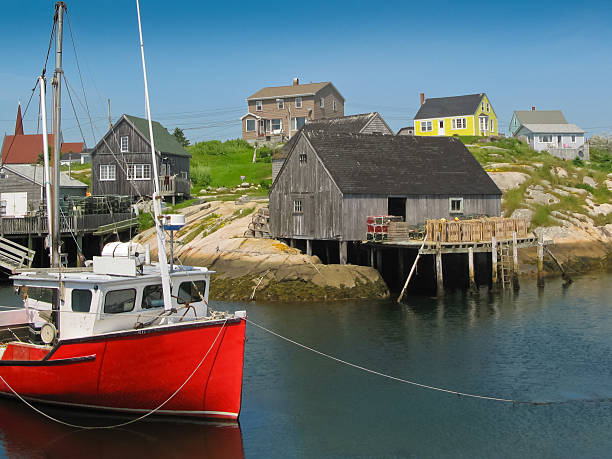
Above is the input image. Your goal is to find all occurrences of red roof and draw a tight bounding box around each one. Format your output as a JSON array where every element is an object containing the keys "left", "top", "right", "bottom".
[
  {"left": 0, "top": 136, "right": 84, "bottom": 164},
  {"left": 14, "top": 105, "right": 23, "bottom": 136}
]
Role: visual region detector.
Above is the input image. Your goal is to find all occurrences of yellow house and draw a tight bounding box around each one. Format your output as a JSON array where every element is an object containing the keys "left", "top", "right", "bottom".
[{"left": 413, "top": 93, "right": 498, "bottom": 137}]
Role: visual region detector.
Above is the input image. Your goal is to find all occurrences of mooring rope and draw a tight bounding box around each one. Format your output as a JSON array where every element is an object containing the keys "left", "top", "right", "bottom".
[
  {"left": 246, "top": 319, "right": 611, "bottom": 406},
  {"left": 0, "top": 319, "right": 228, "bottom": 430}
]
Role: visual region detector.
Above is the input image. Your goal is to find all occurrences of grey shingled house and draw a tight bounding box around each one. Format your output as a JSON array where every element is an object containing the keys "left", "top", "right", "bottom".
[
  {"left": 90, "top": 115, "right": 191, "bottom": 202},
  {"left": 271, "top": 112, "right": 392, "bottom": 182},
  {"left": 269, "top": 131, "right": 501, "bottom": 263}
]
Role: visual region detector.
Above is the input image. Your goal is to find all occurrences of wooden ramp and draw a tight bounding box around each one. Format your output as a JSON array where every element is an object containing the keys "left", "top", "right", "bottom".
[{"left": 0, "top": 237, "right": 35, "bottom": 272}]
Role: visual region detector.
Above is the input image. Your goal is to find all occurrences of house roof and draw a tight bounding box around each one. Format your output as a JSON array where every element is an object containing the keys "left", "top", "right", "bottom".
[
  {"left": 1, "top": 135, "right": 87, "bottom": 164},
  {"left": 414, "top": 93, "right": 485, "bottom": 119},
  {"left": 272, "top": 113, "right": 386, "bottom": 161},
  {"left": 4, "top": 164, "right": 87, "bottom": 188},
  {"left": 61, "top": 142, "right": 85, "bottom": 153},
  {"left": 514, "top": 110, "right": 567, "bottom": 125},
  {"left": 301, "top": 132, "right": 501, "bottom": 196},
  {"left": 124, "top": 115, "right": 190, "bottom": 157},
  {"left": 520, "top": 123, "right": 584, "bottom": 134},
  {"left": 247, "top": 82, "right": 344, "bottom": 102},
  {"left": 396, "top": 126, "right": 414, "bottom": 135}
]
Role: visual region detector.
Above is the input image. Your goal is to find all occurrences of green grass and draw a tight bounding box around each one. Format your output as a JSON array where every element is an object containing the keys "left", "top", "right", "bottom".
[
  {"left": 531, "top": 205, "right": 554, "bottom": 227},
  {"left": 138, "top": 212, "right": 154, "bottom": 231},
  {"left": 187, "top": 139, "right": 272, "bottom": 191},
  {"left": 60, "top": 162, "right": 91, "bottom": 172}
]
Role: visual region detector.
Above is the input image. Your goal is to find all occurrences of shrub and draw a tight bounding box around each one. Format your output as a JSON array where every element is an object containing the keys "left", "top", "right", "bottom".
[
  {"left": 259, "top": 179, "right": 272, "bottom": 190},
  {"left": 572, "top": 157, "right": 585, "bottom": 167},
  {"left": 191, "top": 165, "right": 211, "bottom": 187}
]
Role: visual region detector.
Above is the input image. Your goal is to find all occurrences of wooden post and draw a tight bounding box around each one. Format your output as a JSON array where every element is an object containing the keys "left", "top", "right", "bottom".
[
  {"left": 369, "top": 246, "right": 374, "bottom": 267},
  {"left": 376, "top": 249, "right": 383, "bottom": 273},
  {"left": 468, "top": 246, "right": 476, "bottom": 291},
  {"left": 491, "top": 236, "right": 498, "bottom": 287},
  {"left": 289, "top": 238, "right": 295, "bottom": 248},
  {"left": 435, "top": 249, "right": 444, "bottom": 296},
  {"left": 398, "top": 249, "right": 405, "bottom": 286},
  {"left": 325, "top": 243, "right": 331, "bottom": 264},
  {"left": 339, "top": 241, "right": 348, "bottom": 265},
  {"left": 512, "top": 232, "right": 520, "bottom": 290},
  {"left": 397, "top": 235, "right": 428, "bottom": 303},
  {"left": 76, "top": 234, "right": 83, "bottom": 267},
  {"left": 306, "top": 239, "right": 312, "bottom": 257},
  {"left": 537, "top": 234, "right": 544, "bottom": 288}
]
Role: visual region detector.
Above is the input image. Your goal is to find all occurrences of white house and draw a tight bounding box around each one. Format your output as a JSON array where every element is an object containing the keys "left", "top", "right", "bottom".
[{"left": 509, "top": 109, "right": 588, "bottom": 160}]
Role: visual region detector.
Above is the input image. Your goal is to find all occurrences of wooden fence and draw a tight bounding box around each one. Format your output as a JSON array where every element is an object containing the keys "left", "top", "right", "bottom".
[{"left": 0, "top": 213, "right": 134, "bottom": 236}]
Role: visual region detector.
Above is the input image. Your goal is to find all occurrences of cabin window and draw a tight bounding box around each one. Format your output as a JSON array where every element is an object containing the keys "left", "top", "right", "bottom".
[
  {"left": 255, "top": 100, "right": 262, "bottom": 111},
  {"left": 271, "top": 119, "right": 282, "bottom": 132},
  {"left": 72, "top": 289, "right": 92, "bottom": 313},
  {"left": 26, "top": 287, "right": 55, "bottom": 304},
  {"left": 449, "top": 197, "right": 464, "bottom": 214},
  {"left": 104, "top": 289, "right": 136, "bottom": 314},
  {"left": 299, "top": 152, "right": 307, "bottom": 164},
  {"left": 320, "top": 98, "right": 324, "bottom": 108},
  {"left": 277, "top": 99, "right": 284, "bottom": 109},
  {"left": 291, "top": 116, "right": 306, "bottom": 130},
  {"left": 177, "top": 281, "right": 207, "bottom": 304},
  {"left": 420, "top": 121, "right": 433, "bottom": 132},
  {"left": 295, "top": 97, "right": 302, "bottom": 108},
  {"left": 120, "top": 136, "right": 129, "bottom": 152},
  {"left": 452, "top": 118, "right": 467, "bottom": 130},
  {"left": 293, "top": 200, "right": 302, "bottom": 213},
  {"left": 246, "top": 119, "right": 255, "bottom": 132},
  {"left": 141, "top": 284, "right": 164, "bottom": 309},
  {"left": 127, "top": 164, "right": 151, "bottom": 180},
  {"left": 100, "top": 164, "right": 116, "bottom": 181}
]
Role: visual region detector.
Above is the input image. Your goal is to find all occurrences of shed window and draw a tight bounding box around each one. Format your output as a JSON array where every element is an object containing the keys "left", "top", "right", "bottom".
[
  {"left": 293, "top": 200, "right": 302, "bottom": 213},
  {"left": 452, "top": 118, "right": 467, "bottom": 130},
  {"left": 320, "top": 98, "right": 324, "bottom": 108},
  {"left": 246, "top": 119, "right": 255, "bottom": 132},
  {"left": 295, "top": 97, "right": 302, "bottom": 108},
  {"left": 255, "top": 100, "right": 262, "bottom": 111},
  {"left": 333, "top": 99, "right": 337, "bottom": 111},
  {"left": 100, "top": 164, "right": 116, "bottom": 181},
  {"left": 72, "top": 289, "right": 92, "bottom": 313},
  {"left": 299, "top": 153, "right": 307, "bottom": 164},
  {"left": 120, "top": 136, "right": 129, "bottom": 152},
  {"left": 104, "top": 289, "right": 136, "bottom": 314},
  {"left": 420, "top": 121, "right": 433, "bottom": 132},
  {"left": 127, "top": 164, "right": 151, "bottom": 180},
  {"left": 449, "top": 197, "right": 464, "bottom": 214},
  {"left": 142, "top": 284, "right": 164, "bottom": 309},
  {"left": 277, "top": 99, "right": 284, "bottom": 109},
  {"left": 177, "top": 281, "right": 207, "bottom": 304}
]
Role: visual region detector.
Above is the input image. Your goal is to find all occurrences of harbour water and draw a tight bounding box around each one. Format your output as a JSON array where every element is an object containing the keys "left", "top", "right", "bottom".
[{"left": 0, "top": 274, "right": 611, "bottom": 457}]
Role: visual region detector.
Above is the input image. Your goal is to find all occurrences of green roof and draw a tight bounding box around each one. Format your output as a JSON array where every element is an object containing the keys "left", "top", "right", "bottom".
[{"left": 124, "top": 115, "right": 190, "bottom": 157}]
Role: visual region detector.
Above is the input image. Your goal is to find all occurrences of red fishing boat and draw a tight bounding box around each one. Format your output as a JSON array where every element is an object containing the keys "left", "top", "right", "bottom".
[{"left": 0, "top": 1, "right": 246, "bottom": 421}]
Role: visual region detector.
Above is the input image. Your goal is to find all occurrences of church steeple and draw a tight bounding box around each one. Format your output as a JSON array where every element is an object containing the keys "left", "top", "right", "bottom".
[{"left": 14, "top": 102, "right": 24, "bottom": 136}]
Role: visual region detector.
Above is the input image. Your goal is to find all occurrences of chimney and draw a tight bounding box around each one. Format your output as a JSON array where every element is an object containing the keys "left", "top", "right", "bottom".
[
  {"left": 531, "top": 106, "right": 536, "bottom": 111},
  {"left": 420, "top": 93, "right": 425, "bottom": 106},
  {"left": 14, "top": 103, "right": 24, "bottom": 136},
  {"left": 293, "top": 77, "right": 299, "bottom": 86}
]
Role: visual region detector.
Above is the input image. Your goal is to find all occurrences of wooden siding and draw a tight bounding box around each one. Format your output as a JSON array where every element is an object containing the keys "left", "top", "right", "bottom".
[
  {"left": 361, "top": 115, "right": 393, "bottom": 135},
  {"left": 404, "top": 195, "right": 501, "bottom": 225},
  {"left": 269, "top": 135, "right": 342, "bottom": 240},
  {"left": 341, "top": 195, "right": 387, "bottom": 240},
  {"left": 243, "top": 96, "right": 316, "bottom": 141},
  {"left": 90, "top": 118, "right": 189, "bottom": 197},
  {"left": 272, "top": 159, "right": 283, "bottom": 184},
  {"left": 0, "top": 169, "right": 42, "bottom": 213},
  {"left": 312, "top": 85, "right": 345, "bottom": 120}
]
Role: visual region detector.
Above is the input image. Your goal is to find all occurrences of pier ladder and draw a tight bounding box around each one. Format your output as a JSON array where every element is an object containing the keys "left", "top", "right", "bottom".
[{"left": 499, "top": 243, "right": 513, "bottom": 290}]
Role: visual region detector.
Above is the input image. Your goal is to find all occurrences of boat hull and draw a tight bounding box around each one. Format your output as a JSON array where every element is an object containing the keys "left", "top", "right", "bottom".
[{"left": 0, "top": 317, "right": 246, "bottom": 420}]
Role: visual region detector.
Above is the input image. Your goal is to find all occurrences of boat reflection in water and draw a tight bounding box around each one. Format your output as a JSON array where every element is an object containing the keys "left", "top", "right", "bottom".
[{"left": 0, "top": 398, "right": 244, "bottom": 458}]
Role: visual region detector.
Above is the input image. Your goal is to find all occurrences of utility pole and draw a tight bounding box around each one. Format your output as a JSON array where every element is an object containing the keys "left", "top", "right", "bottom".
[
  {"left": 107, "top": 98, "right": 112, "bottom": 130},
  {"left": 51, "top": 1, "right": 65, "bottom": 268}
]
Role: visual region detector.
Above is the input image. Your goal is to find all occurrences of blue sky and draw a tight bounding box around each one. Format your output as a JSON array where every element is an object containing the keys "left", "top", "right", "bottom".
[{"left": 1, "top": 0, "right": 612, "bottom": 146}]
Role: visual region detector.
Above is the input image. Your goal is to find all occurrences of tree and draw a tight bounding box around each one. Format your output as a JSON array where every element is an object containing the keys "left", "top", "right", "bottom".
[{"left": 172, "top": 127, "right": 190, "bottom": 147}]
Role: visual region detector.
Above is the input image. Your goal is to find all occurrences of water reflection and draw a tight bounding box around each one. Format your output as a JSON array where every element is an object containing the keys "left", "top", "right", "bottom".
[{"left": 0, "top": 398, "right": 244, "bottom": 458}]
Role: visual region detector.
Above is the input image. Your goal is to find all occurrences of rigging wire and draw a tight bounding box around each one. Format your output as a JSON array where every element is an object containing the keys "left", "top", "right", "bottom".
[{"left": 62, "top": 75, "right": 87, "bottom": 145}]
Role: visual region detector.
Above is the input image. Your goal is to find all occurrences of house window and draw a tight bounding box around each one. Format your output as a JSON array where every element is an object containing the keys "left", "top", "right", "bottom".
[
  {"left": 258, "top": 119, "right": 265, "bottom": 134},
  {"left": 295, "top": 97, "right": 302, "bottom": 108},
  {"left": 265, "top": 119, "right": 271, "bottom": 133},
  {"left": 277, "top": 99, "right": 284, "bottom": 109},
  {"left": 571, "top": 135, "right": 576, "bottom": 142},
  {"left": 490, "top": 119, "right": 494, "bottom": 131},
  {"left": 246, "top": 119, "right": 255, "bottom": 132},
  {"left": 333, "top": 99, "right": 337, "bottom": 111},
  {"left": 299, "top": 152, "right": 307, "bottom": 164},
  {"left": 127, "top": 164, "right": 151, "bottom": 180},
  {"left": 293, "top": 200, "right": 302, "bottom": 213},
  {"left": 479, "top": 117, "right": 488, "bottom": 132},
  {"left": 452, "top": 118, "right": 467, "bottom": 130},
  {"left": 271, "top": 119, "right": 282, "bottom": 132},
  {"left": 256, "top": 100, "right": 262, "bottom": 111},
  {"left": 420, "top": 120, "right": 433, "bottom": 132},
  {"left": 100, "top": 164, "right": 116, "bottom": 181},
  {"left": 539, "top": 135, "right": 552, "bottom": 142},
  {"left": 291, "top": 116, "right": 306, "bottom": 130},
  {"left": 120, "top": 136, "right": 129, "bottom": 153},
  {"left": 320, "top": 98, "right": 324, "bottom": 108},
  {"left": 481, "top": 102, "right": 485, "bottom": 111},
  {"left": 486, "top": 103, "right": 490, "bottom": 112},
  {"left": 449, "top": 197, "right": 463, "bottom": 214}
]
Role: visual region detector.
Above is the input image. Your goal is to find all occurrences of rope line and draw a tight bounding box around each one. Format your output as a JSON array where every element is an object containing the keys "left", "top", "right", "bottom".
[{"left": 0, "top": 318, "right": 228, "bottom": 430}]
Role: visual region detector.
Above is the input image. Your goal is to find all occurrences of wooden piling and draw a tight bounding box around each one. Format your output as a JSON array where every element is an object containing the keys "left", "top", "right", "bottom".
[
  {"left": 376, "top": 249, "right": 383, "bottom": 273},
  {"left": 398, "top": 249, "right": 405, "bottom": 286},
  {"left": 537, "top": 235, "right": 544, "bottom": 287},
  {"left": 468, "top": 246, "right": 476, "bottom": 291},
  {"left": 435, "top": 249, "right": 444, "bottom": 296},
  {"left": 306, "top": 239, "right": 312, "bottom": 257},
  {"left": 339, "top": 241, "right": 348, "bottom": 265},
  {"left": 397, "top": 236, "right": 428, "bottom": 303},
  {"left": 325, "top": 243, "right": 331, "bottom": 264},
  {"left": 491, "top": 236, "right": 498, "bottom": 288},
  {"left": 369, "top": 247, "right": 374, "bottom": 267},
  {"left": 512, "top": 232, "right": 520, "bottom": 290}
]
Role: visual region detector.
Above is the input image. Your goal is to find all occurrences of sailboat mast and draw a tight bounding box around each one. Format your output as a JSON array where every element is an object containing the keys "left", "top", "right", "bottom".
[
  {"left": 39, "top": 76, "right": 53, "bottom": 262},
  {"left": 51, "top": 1, "right": 65, "bottom": 268},
  {"left": 136, "top": 0, "right": 173, "bottom": 311}
]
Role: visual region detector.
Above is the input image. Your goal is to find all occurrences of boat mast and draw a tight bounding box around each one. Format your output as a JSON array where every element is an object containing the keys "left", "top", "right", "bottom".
[
  {"left": 135, "top": 0, "right": 173, "bottom": 311},
  {"left": 51, "top": 2, "right": 65, "bottom": 268},
  {"left": 39, "top": 76, "right": 53, "bottom": 261}
]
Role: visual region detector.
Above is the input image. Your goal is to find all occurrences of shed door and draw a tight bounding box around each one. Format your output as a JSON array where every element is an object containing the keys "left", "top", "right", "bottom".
[
  {"left": 292, "top": 194, "right": 313, "bottom": 236},
  {"left": 1, "top": 192, "right": 27, "bottom": 217}
]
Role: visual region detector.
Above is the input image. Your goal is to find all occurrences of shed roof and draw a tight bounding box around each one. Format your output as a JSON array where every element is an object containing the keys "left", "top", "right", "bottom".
[
  {"left": 4, "top": 164, "right": 87, "bottom": 188},
  {"left": 414, "top": 93, "right": 485, "bottom": 119},
  {"left": 124, "top": 115, "right": 190, "bottom": 157},
  {"left": 272, "top": 113, "right": 386, "bottom": 160},
  {"left": 302, "top": 132, "right": 501, "bottom": 196},
  {"left": 514, "top": 110, "right": 567, "bottom": 125},
  {"left": 520, "top": 123, "right": 584, "bottom": 134},
  {"left": 247, "top": 82, "right": 344, "bottom": 101}
]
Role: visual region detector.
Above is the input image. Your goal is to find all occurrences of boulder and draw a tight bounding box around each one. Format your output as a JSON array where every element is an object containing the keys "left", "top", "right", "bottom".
[
  {"left": 240, "top": 182, "right": 250, "bottom": 188},
  {"left": 605, "top": 179, "right": 612, "bottom": 191},
  {"left": 510, "top": 208, "right": 533, "bottom": 222},
  {"left": 487, "top": 171, "right": 530, "bottom": 191},
  {"left": 583, "top": 176, "right": 597, "bottom": 187},
  {"left": 525, "top": 186, "right": 560, "bottom": 205},
  {"left": 553, "top": 167, "right": 568, "bottom": 178}
]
